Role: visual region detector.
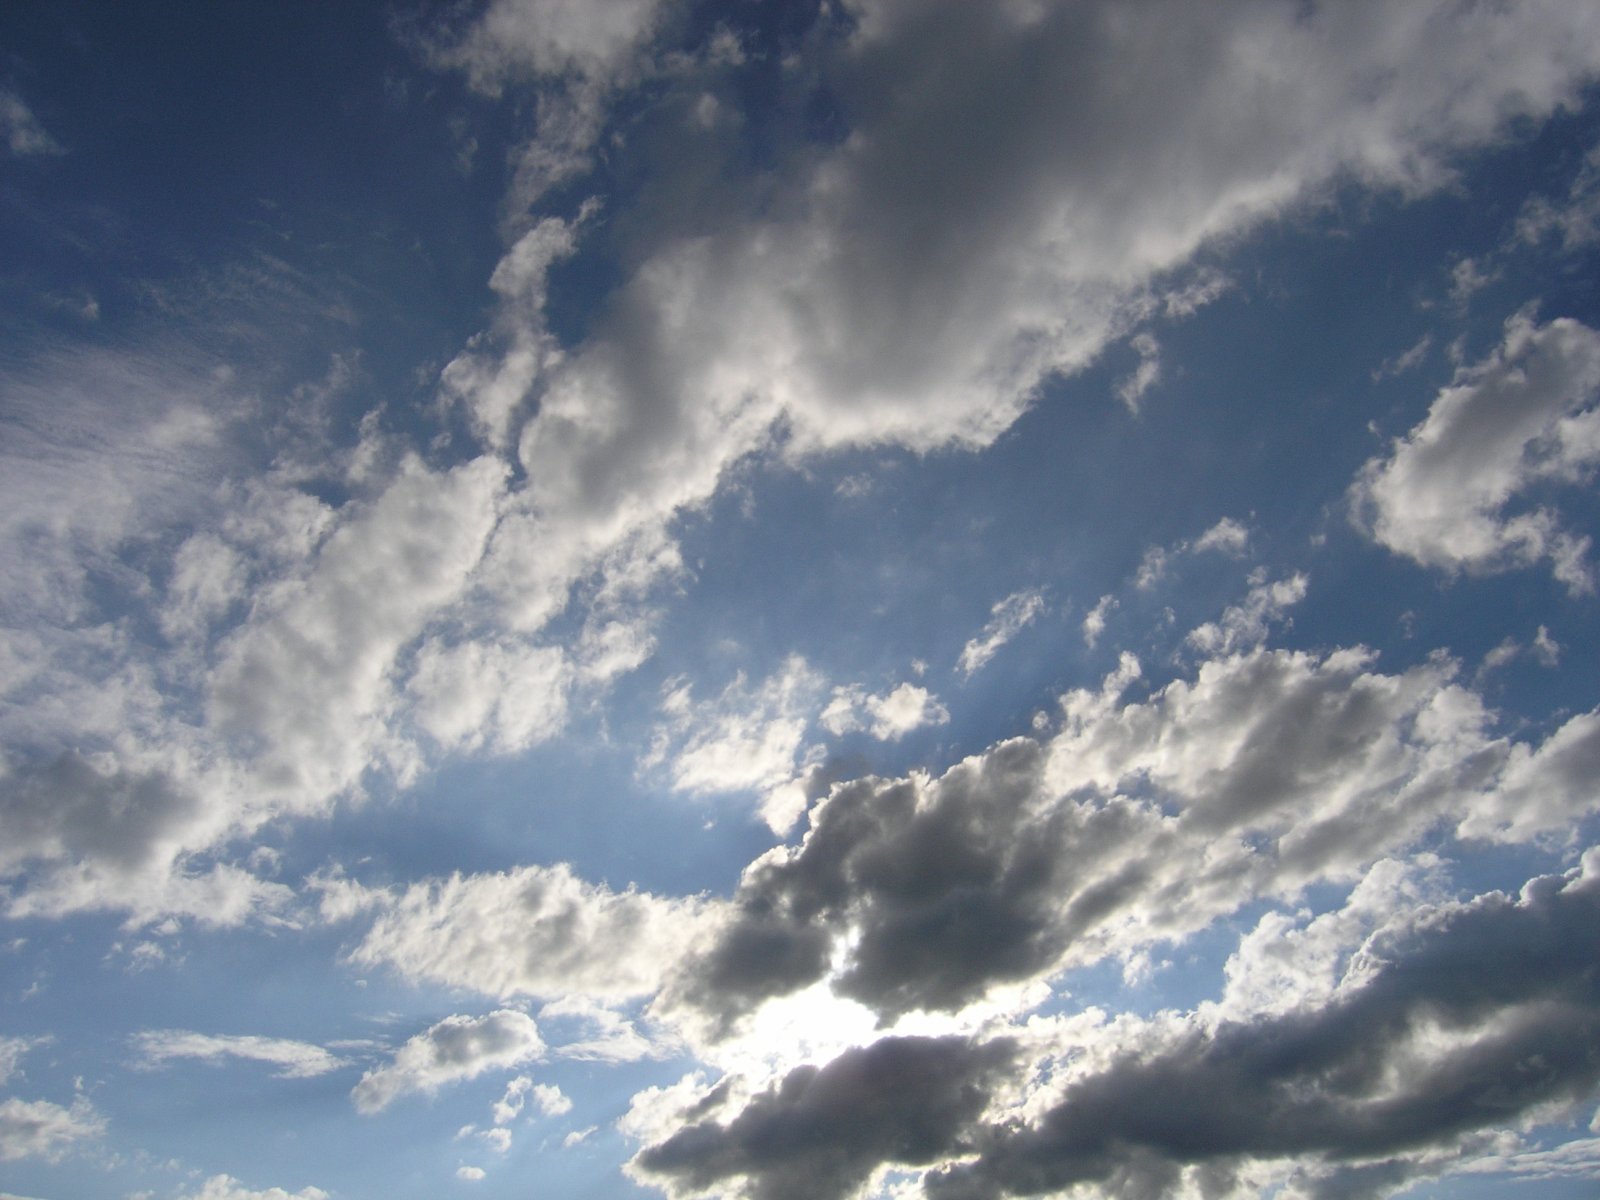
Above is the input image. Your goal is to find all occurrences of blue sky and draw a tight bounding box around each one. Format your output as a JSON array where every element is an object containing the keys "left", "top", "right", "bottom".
[{"left": 4, "top": 3, "right": 1600, "bottom": 1199}]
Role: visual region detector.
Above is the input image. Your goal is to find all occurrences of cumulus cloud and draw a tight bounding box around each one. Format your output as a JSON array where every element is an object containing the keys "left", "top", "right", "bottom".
[
  {"left": 630, "top": 1036, "right": 1020, "bottom": 1200},
  {"left": 335, "top": 862, "right": 714, "bottom": 1003},
  {"left": 453, "top": 0, "right": 1600, "bottom": 653},
  {"left": 0, "top": 1095, "right": 102, "bottom": 1162},
  {"left": 131, "top": 1030, "right": 345, "bottom": 1079},
  {"left": 926, "top": 859, "right": 1600, "bottom": 1200},
  {"left": 819, "top": 682, "right": 950, "bottom": 741},
  {"left": 634, "top": 857, "right": 1600, "bottom": 1200},
  {"left": 1352, "top": 312, "right": 1600, "bottom": 591},
  {"left": 658, "top": 638, "right": 1600, "bottom": 1031},
  {"left": 958, "top": 591, "right": 1046, "bottom": 678},
  {"left": 175, "top": 1176, "right": 330, "bottom": 1200},
  {"left": 351, "top": 1010, "right": 545, "bottom": 1114}
]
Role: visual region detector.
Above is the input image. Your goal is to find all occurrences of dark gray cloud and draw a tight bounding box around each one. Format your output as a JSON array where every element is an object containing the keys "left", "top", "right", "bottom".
[
  {"left": 659, "top": 645, "right": 1534, "bottom": 1030},
  {"left": 927, "top": 864, "right": 1600, "bottom": 1200},
  {"left": 632, "top": 1035, "right": 1019, "bottom": 1200}
]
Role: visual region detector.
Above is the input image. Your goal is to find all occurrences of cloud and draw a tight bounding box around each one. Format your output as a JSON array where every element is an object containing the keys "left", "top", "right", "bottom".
[
  {"left": 1352, "top": 312, "right": 1600, "bottom": 592},
  {"left": 926, "top": 857, "right": 1600, "bottom": 1200},
  {"left": 531, "top": 1083, "right": 572, "bottom": 1118},
  {"left": 1115, "top": 332, "right": 1161, "bottom": 412},
  {"left": 455, "top": 1166, "right": 486, "bottom": 1182},
  {"left": 820, "top": 682, "right": 950, "bottom": 741},
  {"left": 1191, "top": 516, "right": 1250, "bottom": 557},
  {"left": 629, "top": 1035, "right": 1020, "bottom": 1200},
  {"left": 452, "top": 0, "right": 1600, "bottom": 652},
  {"left": 207, "top": 453, "right": 507, "bottom": 810},
  {"left": 1081, "top": 595, "right": 1117, "bottom": 649},
  {"left": 0, "top": 90, "right": 63, "bottom": 157},
  {"left": 658, "top": 635, "right": 1600, "bottom": 1030},
  {"left": 1186, "top": 570, "right": 1307, "bottom": 654},
  {"left": 405, "top": 637, "right": 571, "bottom": 756},
  {"left": 0, "top": 1096, "right": 102, "bottom": 1162},
  {"left": 131, "top": 1031, "right": 345, "bottom": 1079},
  {"left": 0, "top": 1035, "right": 45, "bottom": 1086},
  {"left": 336, "top": 862, "right": 714, "bottom": 1003},
  {"left": 958, "top": 591, "right": 1047, "bottom": 678},
  {"left": 174, "top": 1176, "right": 330, "bottom": 1200},
  {"left": 650, "top": 657, "right": 823, "bottom": 796},
  {"left": 351, "top": 1010, "right": 545, "bottom": 1114}
]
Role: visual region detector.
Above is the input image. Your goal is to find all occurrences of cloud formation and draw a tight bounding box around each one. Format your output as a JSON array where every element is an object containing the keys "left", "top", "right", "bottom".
[
  {"left": 1353, "top": 313, "right": 1600, "bottom": 591},
  {"left": 352, "top": 1010, "right": 545, "bottom": 1114},
  {"left": 661, "top": 639, "right": 1600, "bottom": 1030},
  {"left": 132, "top": 1030, "right": 346, "bottom": 1079},
  {"left": 0, "top": 1095, "right": 102, "bottom": 1162}
]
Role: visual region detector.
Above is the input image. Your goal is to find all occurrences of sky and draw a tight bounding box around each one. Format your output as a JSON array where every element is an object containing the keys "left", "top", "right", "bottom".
[{"left": 3, "top": 2, "right": 1600, "bottom": 1199}]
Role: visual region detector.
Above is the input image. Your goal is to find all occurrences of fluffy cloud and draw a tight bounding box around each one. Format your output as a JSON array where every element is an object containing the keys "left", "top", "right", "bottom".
[
  {"left": 453, "top": 0, "right": 1600, "bottom": 651},
  {"left": 208, "top": 454, "right": 506, "bottom": 810},
  {"left": 659, "top": 639, "right": 1600, "bottom": 1030},
  {"left": 335, "top": 862, "right": 714, "bottom": 1003},
  {"left": 925, "top": 859, "right": 1600, "bottom": 1200},
  {"left": 175, "top": 1176, "right": 330, "bottom": 1200},
  {"left": 634, "top": 856, "right": 1600, "bottom": 1200},
  {"left": 351, "top": 1010, "right": 545, "bottom": 1114},
  {"left": 0, "top": 425, "right": 509, "bottom": 922},
  {"left": 132, "top": 1031, "right": 346, "bottom": 1079},
  {"left": 630, "top": 1036, "right": 1020, "bottom": 1200},
  {"left": 1352, "top": 312, "right": 1600, "bottom": 590},
  {"left": 0, "top": 1095, "right": 102, "bottom": 1162},
  {"left": 820, "top": 682, "right": 950, "bottom": 741},
  {"left": 651, "top": 657, "right": 823, "bottom": 796}
]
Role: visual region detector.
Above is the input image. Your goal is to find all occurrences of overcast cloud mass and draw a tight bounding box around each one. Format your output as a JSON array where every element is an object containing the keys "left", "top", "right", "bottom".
[{"left": 3, "top": 2, "right": 1600, "bottom": 1198}]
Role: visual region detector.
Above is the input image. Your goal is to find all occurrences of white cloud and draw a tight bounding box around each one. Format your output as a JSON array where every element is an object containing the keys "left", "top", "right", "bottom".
[
  {"left": 1192, "top": 516, "right": 1250, "bottom": 557},
  {"left": 131, "top": 1031, "right": 345, "bottom": 1079},
  {"left": 455, "top": 1165, "right": 486, "bottom": 1182},
  {"left": 1081, "top": 594, "right": 1117, "bottom": 648},
  {"left": 351, "top": 1010, "right": 545, "bottom": 1114},
  {"left": 0, "top": 1095, "right": 102, "bottom": 1162},
  {"left": 1352, "top": 312, "right": 1600, "bottom": 591},
  {"left": 540, "top": 996, "right": 659, "bottom": 1062},
  {"left": 338, "top": 862, "right": 714, "bottom": 1003},
  {"left": 446, "top": 0, "right": 1600, "bottom": 658},
  {"left": 957, "top": 590, "right": 1046, "bottom": 677},
  {"left": 1186, "top": 571, "right": 1307, "bottom": 654},
  {"left": 531, "top": 1083, "right": 572, "bottom": 1118},
  {"left": 406, "top": 638, "right": 571, "bottom": 756},
  {"left": 819, "top": 682, "right": 949, "bottom": 741},
  {"left": 651, "top": 657, "right": 823, "bottom": 795},
  {"left": 208, "top": 453, "right": 507, "bottom": 811},
  {"left": 175, "top": 1176, "right": 330, "bottom": 1200}
]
